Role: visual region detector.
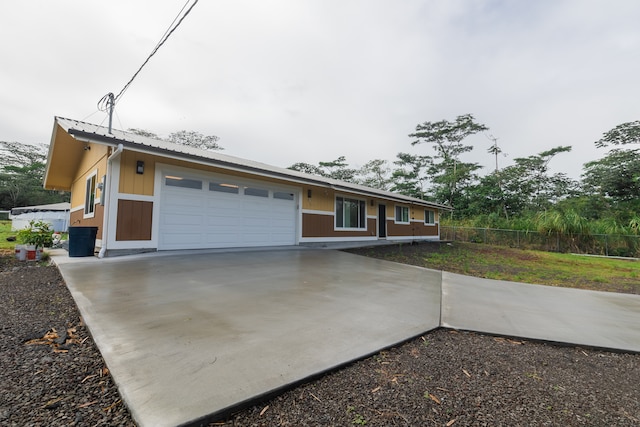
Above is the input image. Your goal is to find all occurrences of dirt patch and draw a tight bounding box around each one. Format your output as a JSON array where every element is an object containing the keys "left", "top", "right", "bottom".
[
  {"left": 222, "top": 330, "right": 639, "bottom": 426},
  {"left": 0, "top": 260, "right": 136, "bottom": 426}
]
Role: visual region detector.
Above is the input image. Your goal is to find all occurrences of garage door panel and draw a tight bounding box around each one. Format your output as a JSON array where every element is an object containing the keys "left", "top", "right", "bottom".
[
  {"left": 159, "top": 172, "right": 297, "bottom": 250},
  {"left": 161, "top": 213, "right": 204, "bottom": 226},
  {"left": 163, "top": 194, "right": 204, "bottom": 209}
]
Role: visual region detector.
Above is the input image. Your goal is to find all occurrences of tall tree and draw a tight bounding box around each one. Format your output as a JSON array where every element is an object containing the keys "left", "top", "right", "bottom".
[
  {"left": 582, "top": 148, "right": 640, "bottom": 204},
  {"left": 409, "top": 114, "right": 488, "bottom": 205},
  {"left": 498, "top": 146, "right": 574, "bottom": 213},
  {"left": 0, "top": 141, "right": 69, "bottom": 209},
  {"left": 288, "top": 156, "right": 357, "bottom": 182},
  {"left": 390, "top": 153, "right": 433, "bottom": 199},
  {"left": 168, "top": 130, "right": 223, "bottom": 151},
  {"left": 356, "top": 159, "right": 392, "bottom": 190},
  {"left": 595, "top": 120, "right": 640, "bottom": 148}
]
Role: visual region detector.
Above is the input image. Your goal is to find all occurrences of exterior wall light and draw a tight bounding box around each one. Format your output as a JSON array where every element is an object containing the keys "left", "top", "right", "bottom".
[
  {"left": 307, "top": 189, "right": 312, "bottom": 198},
  {"left": 136, "top": 161, "right": 144, "bottom": 175}
]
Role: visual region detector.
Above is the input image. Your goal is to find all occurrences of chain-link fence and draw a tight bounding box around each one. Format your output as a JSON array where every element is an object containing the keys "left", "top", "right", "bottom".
[{"left": 440, "top": 226, "right": 640, "bottom": 258}]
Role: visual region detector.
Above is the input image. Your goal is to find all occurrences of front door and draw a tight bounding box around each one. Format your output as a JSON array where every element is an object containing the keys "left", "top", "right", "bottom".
[{"left": 378, "top": 204, "right": 387, "bottom": 238}]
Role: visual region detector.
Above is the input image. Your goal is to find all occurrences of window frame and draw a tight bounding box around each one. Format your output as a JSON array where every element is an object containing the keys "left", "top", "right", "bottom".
[
  {"left": 424, "top": 209, "right": 436, "bottom": 225},
  {"left": 335, "top": 195, "right": 367, "bottom": 230},
  {"left": 84, "top": 170, "right": 97, "bottom": 219},
  {"left": 394, "top": 205, "right": 410, "bottom": 224}
]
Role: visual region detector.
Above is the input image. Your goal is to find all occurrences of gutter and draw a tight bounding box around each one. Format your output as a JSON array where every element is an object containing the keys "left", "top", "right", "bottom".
[{"left": 98, "top": 143, "right": 124, "bottom": 258}]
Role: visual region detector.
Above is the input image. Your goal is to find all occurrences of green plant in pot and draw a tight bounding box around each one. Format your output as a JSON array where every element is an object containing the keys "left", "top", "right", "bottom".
[{"left": 17, "top": 220, "right": 54, "bottom": 259}]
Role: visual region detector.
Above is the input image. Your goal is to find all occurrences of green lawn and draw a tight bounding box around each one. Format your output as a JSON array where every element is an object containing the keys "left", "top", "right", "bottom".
[
  {"left": 349, "top": 242, "right": 640, "bottom": 295},
  {"left": 0, "top": 220, "right": 17, "bottom": 250}
]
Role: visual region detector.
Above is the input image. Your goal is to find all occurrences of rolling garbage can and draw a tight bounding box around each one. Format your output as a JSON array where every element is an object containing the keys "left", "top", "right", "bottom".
[{"left": 68, "top": 226, "right": 98, "bottom": 257}]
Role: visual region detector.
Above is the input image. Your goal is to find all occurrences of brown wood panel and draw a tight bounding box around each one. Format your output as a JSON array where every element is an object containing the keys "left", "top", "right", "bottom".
[
  {"left": 386, "top": 221, "right": 439, "bottom": 238},
  {"left": 116, "top": 200, "right": 153, "bottom": 241},
  {"left": 69, "top": 205, "right": 104, "bottom": 239},
  {"left": 302, "top": 213, "right": 376, "bottom": 238}
]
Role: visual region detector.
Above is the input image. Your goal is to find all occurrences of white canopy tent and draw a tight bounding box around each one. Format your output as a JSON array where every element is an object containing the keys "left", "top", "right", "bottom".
[{"left": 10, "top": 202, "right": 70, "bottom": 232}]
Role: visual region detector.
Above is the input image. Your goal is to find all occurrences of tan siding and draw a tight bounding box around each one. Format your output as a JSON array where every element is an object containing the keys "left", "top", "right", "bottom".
[
  {"left": 116, "top": 200, "right": 153, "bottom": 241},
  {"left": 70, "top": 144, "right": 108, "bottom": 208},
  {"left": 119, "top": 151, "right": 156, "bottom": 196},
  {"left": 301, "top": 186, "right": 334, "bottom": 211}
]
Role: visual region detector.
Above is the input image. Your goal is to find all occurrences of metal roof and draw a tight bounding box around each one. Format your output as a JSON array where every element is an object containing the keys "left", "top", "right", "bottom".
[
  {"left": 55, "top": 116, "right": 452, "bottom": 210},
  {"left": 11, "top": 202, "right": 71, "bottom": 215}
]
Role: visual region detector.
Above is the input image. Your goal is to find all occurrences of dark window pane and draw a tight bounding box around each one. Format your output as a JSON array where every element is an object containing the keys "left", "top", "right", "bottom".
[
  {"left": 244, "top": 187, "right": 268, "bottom": 197},
  {"left": 274, "top": 191, "right": 294, "bottom": 200},
  {"left": 210, "top": 182, "right": 239, "bottom": 194},
  {"left": 165, "top": 176, "right": 202, "bottom": 189}
]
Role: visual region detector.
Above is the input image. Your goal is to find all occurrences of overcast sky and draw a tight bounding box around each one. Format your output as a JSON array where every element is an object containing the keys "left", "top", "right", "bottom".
[{"left": 2, "top": 0, "right": 639, "bottom": 180}]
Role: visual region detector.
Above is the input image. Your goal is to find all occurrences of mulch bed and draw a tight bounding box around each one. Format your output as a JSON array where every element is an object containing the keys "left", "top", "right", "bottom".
[{"left": 1, "top": 254, "right": 638, "bottom": 426}]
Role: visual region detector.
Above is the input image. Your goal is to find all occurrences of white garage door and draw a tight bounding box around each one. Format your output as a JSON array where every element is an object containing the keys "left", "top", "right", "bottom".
[{"left": 158, "top": 170, "right": 298, "bottom": 250}]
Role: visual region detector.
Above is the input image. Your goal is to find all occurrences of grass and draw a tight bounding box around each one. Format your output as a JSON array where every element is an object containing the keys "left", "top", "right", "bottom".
[
  {"left": 354, "top": 242, "right": 640, "bottom": 294},
  {"left": 0, "top": 220, "right": 17, "bottom": 250}
]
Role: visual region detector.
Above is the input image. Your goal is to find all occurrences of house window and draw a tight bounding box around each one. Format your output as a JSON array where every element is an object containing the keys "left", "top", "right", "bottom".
[
  {"left": 165, "top": 176, "right": 202, "bottom": 190},
  {"left": 336, "top": 196, "right": 366, "bottom": 229},
  {"left": 84, "top": 173, "right": 97, "bottom": 218},
  {"left": 395, "top": 205, "right": 409, "bottom": 224},
  {"left": 209, "top": 182, "right": 239, "bottom": 194},
  {"left": 425, "top": 209, "right": 435, "bottom": 225}
]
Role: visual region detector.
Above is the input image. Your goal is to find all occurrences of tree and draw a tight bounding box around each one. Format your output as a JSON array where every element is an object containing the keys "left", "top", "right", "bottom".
[
  {"left": 168, "top": 130, "right": 223, "bottom": 151},
  {"left": 288, "top": 156, "right": 357, "bottom": 182},
  {"left": 356, "top": 159, "right": 392, "bottom": 190},
  {"left": 390, "top": 153, "right": 433, "bottom": 199},
  {"left": 502, "top": 146, "right": 574, "bottom": 212},
  {"left": 0, "top": 141, "right": 69, "bottom": 210},
  {"left": 409, "top": 114, "right": 488, "bottom": 205},
  {"left": 595, "top": 120, "right": 640, "bottom": 148},
  {"left": 128, "top": 128, "right": 224, "bottom": 151},
  {"left": 582, "top": 148, "right": 640, "bottom": 203},
  {"left": 127, "top": 128, "right": 159, "bottom": 138},
  {"left": 318, "top": 156, "right": 357, "bottom": 181},
  {"left": 288, "top": 162, "right": 324, "bottom": 176}
]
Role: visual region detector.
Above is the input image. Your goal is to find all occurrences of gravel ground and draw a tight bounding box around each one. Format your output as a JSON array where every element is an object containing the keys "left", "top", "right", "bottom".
[{"left": 1, "top": 254, "right": 639, "bottom": 427}]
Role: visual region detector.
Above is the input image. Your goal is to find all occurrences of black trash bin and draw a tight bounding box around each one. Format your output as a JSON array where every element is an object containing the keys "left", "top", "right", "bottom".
[{"left": 68, "top": 226, "right": 98, "bottom": 257}]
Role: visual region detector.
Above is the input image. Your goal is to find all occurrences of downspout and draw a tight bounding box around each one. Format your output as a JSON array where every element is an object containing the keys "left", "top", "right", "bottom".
[{"left": 98, "top": 143, "right": 123, "bottom": 258}]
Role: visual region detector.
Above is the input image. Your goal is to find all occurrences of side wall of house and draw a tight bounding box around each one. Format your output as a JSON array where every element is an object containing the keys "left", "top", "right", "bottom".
[
  {"left": 300, "top": 186, "right": 440, "bottom": 242},
  {"left": 69, "top": 143, "right": 109, "bottom": 240}
]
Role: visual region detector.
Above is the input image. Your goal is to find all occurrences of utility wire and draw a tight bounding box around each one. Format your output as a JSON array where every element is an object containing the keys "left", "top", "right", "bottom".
[
  {"left": 116, "top": 0, "right": 198, "bottom": 103},
  {"left": 98, "top": 0, "right": 199, "bottom": 111}
]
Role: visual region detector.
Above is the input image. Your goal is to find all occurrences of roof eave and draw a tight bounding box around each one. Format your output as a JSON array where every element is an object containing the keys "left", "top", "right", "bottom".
[{"left": 65, "top": 125, "right": 453, "bottom": 211}]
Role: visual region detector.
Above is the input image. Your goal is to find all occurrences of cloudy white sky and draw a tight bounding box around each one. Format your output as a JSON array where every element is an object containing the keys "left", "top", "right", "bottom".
[{"left": 2, "top": 0, "right": 639, "bottom": 180}]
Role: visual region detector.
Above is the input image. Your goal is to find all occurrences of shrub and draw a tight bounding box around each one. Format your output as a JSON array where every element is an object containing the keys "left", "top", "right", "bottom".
[{"left": 17, "top": 220, "right": 54, "bottom": 249}]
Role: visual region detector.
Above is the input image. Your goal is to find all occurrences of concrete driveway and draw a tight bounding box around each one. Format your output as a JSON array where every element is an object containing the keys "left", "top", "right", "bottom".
[{"left": 56, "top": 248, "right": 442, "bottom": 427}]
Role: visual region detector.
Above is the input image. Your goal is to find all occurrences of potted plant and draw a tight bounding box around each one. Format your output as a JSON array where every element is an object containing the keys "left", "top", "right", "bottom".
[{"left": 17, "top": 220, "right": 53, "bottom": 261}]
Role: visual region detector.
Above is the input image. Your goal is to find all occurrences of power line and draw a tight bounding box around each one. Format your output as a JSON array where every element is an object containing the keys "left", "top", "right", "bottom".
[
  {"left": 115, "top": 0, "right": 198, "bottom": 103},
  {"left": 97, "top": 0, "right": 199, "bottom": 132}
]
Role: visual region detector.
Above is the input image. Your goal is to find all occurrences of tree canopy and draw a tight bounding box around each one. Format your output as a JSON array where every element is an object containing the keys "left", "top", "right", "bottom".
[{"left": 0, "top": 141, "right": 69, "bottom": 210}]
